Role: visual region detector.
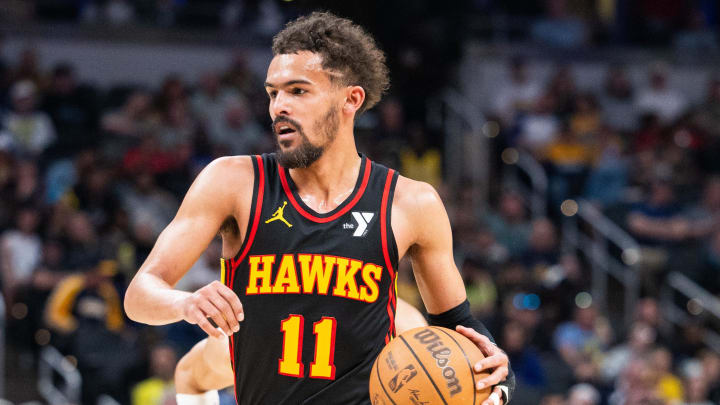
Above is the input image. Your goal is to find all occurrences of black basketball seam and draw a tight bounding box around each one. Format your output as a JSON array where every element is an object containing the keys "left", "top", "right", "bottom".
[
  {"left": 432, "top": 327, "right": 478, "bottom": 405},
  {"left": 375, "top": 357, "right": 398, "bottom": 405},
  {"left": 398, "top": 335, "right": 449, "bottom": 405}
]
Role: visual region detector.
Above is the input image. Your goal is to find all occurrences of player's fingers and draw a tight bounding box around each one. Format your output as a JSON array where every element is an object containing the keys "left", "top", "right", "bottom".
[
  {"left": 216, "top": 285, "right": 244, "bottom": 322},
  {"left": 476, "top": 366, "right": 509, "bottom": 391},
  {"left": 209, "top": 294, "right": 239, "bottom": 333},
  {"left": 199, "top": 300, "right": 233, "bottom": 336},
  {"left": 456, "top": 326, "right": 500, "bottom": 356},
  {"left": 481, "top": 387, "right": 503, "bottom": 405},
  {"left": 194, "top": 311, "right": 224, "bottom": 338},
  {"left": 455, "top": 325, "right": 482, "bottom": 342},
  {"left": 473, "top": 354, "right": 508, "bottom": 373}
]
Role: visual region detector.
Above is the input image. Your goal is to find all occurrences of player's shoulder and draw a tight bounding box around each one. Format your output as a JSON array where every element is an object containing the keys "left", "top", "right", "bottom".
[
  {"left": 188, "top": 155, "right": 256, "bottom": 201},
  {"left": 198, "top": 155, "right": 255, "bottom": 184},
  {"left": 393, "top": 175, "right": 444, "bottom": 212}
]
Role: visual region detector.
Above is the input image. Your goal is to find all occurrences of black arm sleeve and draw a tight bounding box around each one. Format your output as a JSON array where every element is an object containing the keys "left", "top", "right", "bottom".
[{"left": 427, "top": 300, "right": 516, "bottom": 403}]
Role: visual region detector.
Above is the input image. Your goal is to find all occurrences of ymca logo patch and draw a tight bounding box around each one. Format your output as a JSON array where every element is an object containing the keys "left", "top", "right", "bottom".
[{"left": 344, "top": 211, "right": 375, "bottom": 237}]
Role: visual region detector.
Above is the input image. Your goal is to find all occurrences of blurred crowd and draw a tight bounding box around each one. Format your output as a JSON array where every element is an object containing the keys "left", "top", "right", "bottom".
[
  {"left": 1, "top": 3, "right": 720, "bottom": 405},
  {"left": 4, "top": 0, "right": 720, "bottom": 51},
  {"left": 402, "top": 56, "right": 720, "bottom": 405}
]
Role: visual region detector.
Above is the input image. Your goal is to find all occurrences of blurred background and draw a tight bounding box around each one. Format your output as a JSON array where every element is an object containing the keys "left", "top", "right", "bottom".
[{"left": 1, "top": 0, "right": 720, "bottom": 404}]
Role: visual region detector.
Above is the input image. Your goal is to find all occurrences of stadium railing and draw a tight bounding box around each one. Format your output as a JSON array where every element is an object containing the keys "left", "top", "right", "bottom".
[
  {"left": 561, "top": 199, "right": 642, "bottom": 325},
  {"left": 662, "top": 272, "right": 720, "bottom": 354},
  {"left": 38, "top": 346, "right": 81, "bottom": 405}
]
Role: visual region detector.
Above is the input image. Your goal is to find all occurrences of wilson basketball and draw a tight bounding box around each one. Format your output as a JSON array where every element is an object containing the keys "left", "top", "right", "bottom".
[{"left": 369, "top": 326, "right": 491, "bottom": 405}]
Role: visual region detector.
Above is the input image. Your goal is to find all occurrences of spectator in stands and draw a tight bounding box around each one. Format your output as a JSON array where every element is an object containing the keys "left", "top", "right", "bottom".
[
  {"left": 399, "top": 123, "right": 442, "bottom": 188},
  {"left": 156, "top": 98, "right": 196, "bottom": 152},
  {"left": 633, "top": 297, "right": 673, "bottom": 346},
  {"left": 131, "top": 344, "right": 177, "bottom": 405},
  {"left": 553, "top": 304, "right": 610, "bottom": 382},
  {"left": 0, "top": 80, "right": 56, "bottom": 157},
  {"left": 540, "top": 394, "right": 567, "bottom": 405},
  {"left": 42, "top": 63, "right": 99, "bottom": 156},
  {"left": 627, "top": 176, "right": 687, "bottom": 246},
  {"left": 522, "top": 218, "right": 560, "bottom": 272},
  {"left": 601, "top": 322, "right": 657, "bottom": 383},
  {"left": 503, "top": 320, "right": 546, "bottom": 390},
  {"left": 569, "top": 94, "right": 601, "bottom": 141},
  {"left": 682, "top": 363, "right": 714, "bottom": 405},
  {"left": 208, "top": 96, "right": 266, "bottom": 156},
  {"left": 75, "top": 165, "right": 119, "bottom": 229},
  {"left": 101, "top": 89, "right": 156, "bottom": 138},
  {"left": 191, "top": 71, "right": 240, "bottom": 137},
  {"left": 635, "top": 62, "right": 688, "bottom": 124},
  {"left": 599, "top": 66, "right": 637, "bottom": 133},
  {"left": 373, "top": 97, "right": 406, "bottom": 167},
  {"left": 583, "top": 125, "right": 628, "bottom": 207},
  {"left": 45, "top": 258, "right": 135, "bottom": 403},
  {"left": 567, "top": 383, "right": 600, "bottom": 405},
  {"left": 608, "top": 356, "right": 663, "bottom": 405},
  {"left": 683, "top": 176, "right": 720, "bottom": 239},
  {"left": 693, "top": 78, "right": 720, "bottom": 140},
  {"left": 543, "top": 122, "right": 593, "bottom": 204},
  {"left": 492, "top": 57, "right": 542, "bottom": 126},
  {"left": 652, "top": 346, "right": 685, "bottom": 404},
  {"left": 483, "top": 189, "right": 532, "bottom": 257},
  {"left": 1, "top": 206, "right": 42, "bottom": 304},
  {"left": 62, "top": 210, "right": 103, "bottom": 271},
  {"left": 460, "top": 257, "right": 499, "bottom": 318},
  {"left": 547, "top": 65, "right": 578, "bottom": 119},
  {"left": 530, "top": 0, "right": 589, "bottom": 48},
  {"left": 121, "top": 171, "right": 178, "bottom": 241},
  {"left": 698, "top": 349, "right": 720, "bottom": 403},
  {"left": 222, "top": 50, "right": 259, "bottom": 96},
  {"left": 674, "top": 6, "right": 719, "bottom": 53},
  {"left": 517, "top": 93, "right": 560, "bottom": 153},
  {"left": 10, "top": 48, "right": 44, "bottom": 87}
]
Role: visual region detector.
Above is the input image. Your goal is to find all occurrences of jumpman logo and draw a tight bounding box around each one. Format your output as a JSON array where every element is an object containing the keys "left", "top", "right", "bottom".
[{"left": 265, "top": 201, "right": 293, "bottom": 228}]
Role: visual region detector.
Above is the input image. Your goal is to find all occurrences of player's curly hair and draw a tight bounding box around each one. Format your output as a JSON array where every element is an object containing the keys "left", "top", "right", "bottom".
[{"left": 272, "top": 11, "right": 389, "bottom": 114}]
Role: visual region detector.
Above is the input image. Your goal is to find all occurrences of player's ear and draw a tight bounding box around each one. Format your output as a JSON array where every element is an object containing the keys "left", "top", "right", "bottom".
[{"left": 343, "top": 85, "right": 365, "bottom": 115}]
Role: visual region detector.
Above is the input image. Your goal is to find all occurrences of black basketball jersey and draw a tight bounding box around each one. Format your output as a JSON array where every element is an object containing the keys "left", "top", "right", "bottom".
[{"left": 219, "top": 153, "right": 400, "bottom": 404}]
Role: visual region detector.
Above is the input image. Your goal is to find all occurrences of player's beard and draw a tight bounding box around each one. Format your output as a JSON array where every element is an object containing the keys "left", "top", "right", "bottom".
[{"left": 274, "top": 105, "right": 339, "bottom": 169}]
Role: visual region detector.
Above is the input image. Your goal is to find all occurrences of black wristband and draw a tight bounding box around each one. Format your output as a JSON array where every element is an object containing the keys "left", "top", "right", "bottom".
[{"left": 428, "top": 300, "right": 516, "bottom": 403}]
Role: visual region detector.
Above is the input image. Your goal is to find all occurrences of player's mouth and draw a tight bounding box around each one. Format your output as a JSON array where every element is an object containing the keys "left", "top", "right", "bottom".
[{"left": 274, "top": 122, "right": 299, "bottom": 143}]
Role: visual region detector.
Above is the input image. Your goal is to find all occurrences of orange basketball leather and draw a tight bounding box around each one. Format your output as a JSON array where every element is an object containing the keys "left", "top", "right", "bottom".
[{"left": 370, "top": 326, "right": 491, "bottom": 405}]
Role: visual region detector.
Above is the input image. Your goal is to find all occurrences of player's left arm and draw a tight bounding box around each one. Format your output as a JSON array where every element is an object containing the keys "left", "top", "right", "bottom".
[{"left": 396, "top": 177, "right": 515, "bottom": 404}]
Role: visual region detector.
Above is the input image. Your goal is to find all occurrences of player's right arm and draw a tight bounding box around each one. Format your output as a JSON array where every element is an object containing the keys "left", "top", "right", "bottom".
[{"left": 124, "top": 156, "right": 253, "bottom": 338}]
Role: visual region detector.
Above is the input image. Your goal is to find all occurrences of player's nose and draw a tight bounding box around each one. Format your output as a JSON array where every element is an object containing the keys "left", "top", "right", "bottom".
[{"left": 271, "top": 91, "right": 292, "bottom": 117}]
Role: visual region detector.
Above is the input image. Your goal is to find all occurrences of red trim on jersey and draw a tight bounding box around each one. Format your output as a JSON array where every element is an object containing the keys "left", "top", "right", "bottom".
[
  {"left": 230, "top": 155, "right": 265, "bottom": 287},
  {"left": 380, "top": 170, "right": 397, "bottom": 341},
  {"left": 278, "top": 157, "right": 371, "bottom": 223},
  {"left": 230, "top": 335, "right": 237, "bottom": 403}
]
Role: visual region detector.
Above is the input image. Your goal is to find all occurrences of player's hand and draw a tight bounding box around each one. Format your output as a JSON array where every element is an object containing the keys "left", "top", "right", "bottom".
[
  {"left": 181, "top": 280, "right": 244, "bottom": 338},
  {"left": 455, "top": 325, "right": 509, "bottom": 405}
]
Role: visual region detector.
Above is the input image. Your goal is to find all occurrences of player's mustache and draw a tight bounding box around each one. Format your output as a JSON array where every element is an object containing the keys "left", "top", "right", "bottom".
[{"left": 272, "top": 117, "right": 304, "bottom": 136}]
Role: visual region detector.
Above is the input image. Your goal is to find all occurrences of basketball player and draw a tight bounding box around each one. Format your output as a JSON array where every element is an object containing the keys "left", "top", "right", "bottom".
[
  {"left": 174, "top": 298, "right": 428, "bottom": 404},
  {"left": 124, "top": 12, "right": 515, "bottom": 405}
]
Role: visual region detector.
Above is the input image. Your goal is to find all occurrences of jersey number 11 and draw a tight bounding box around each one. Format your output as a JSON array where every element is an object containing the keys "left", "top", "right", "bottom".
[{"left": 279, "top": 315, "right": 337, "bottom": 380}]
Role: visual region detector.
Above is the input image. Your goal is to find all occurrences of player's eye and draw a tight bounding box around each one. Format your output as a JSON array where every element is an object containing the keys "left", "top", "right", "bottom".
[
  {"left": 268, "top": 90, "right": 277, "bottom": 99},
  {"left": 292, "top": 88, "right": 306, "bottom": 95}
]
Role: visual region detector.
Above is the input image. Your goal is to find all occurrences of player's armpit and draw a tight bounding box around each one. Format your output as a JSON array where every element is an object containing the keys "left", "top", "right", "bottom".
[{"left": 175, "top": 334, "right": 234, "bottom": 394}]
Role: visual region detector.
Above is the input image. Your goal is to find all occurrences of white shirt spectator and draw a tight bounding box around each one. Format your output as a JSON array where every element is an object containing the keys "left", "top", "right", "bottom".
[
  {"left": 635, "top": 87, "right": 688, "bottom": 124},
  {"left": 1, "top": 229, "right": 42, "bottom": 284}
]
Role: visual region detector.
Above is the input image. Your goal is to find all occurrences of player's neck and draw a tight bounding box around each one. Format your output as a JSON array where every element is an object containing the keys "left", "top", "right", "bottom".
[{"left": 288, "top": 135, "right": 362, "bottom": 213}]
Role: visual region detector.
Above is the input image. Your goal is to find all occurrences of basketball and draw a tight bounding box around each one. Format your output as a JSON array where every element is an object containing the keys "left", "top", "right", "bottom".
[{"left": 369, "top": 326, "right": 491, "bottom": 405}]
